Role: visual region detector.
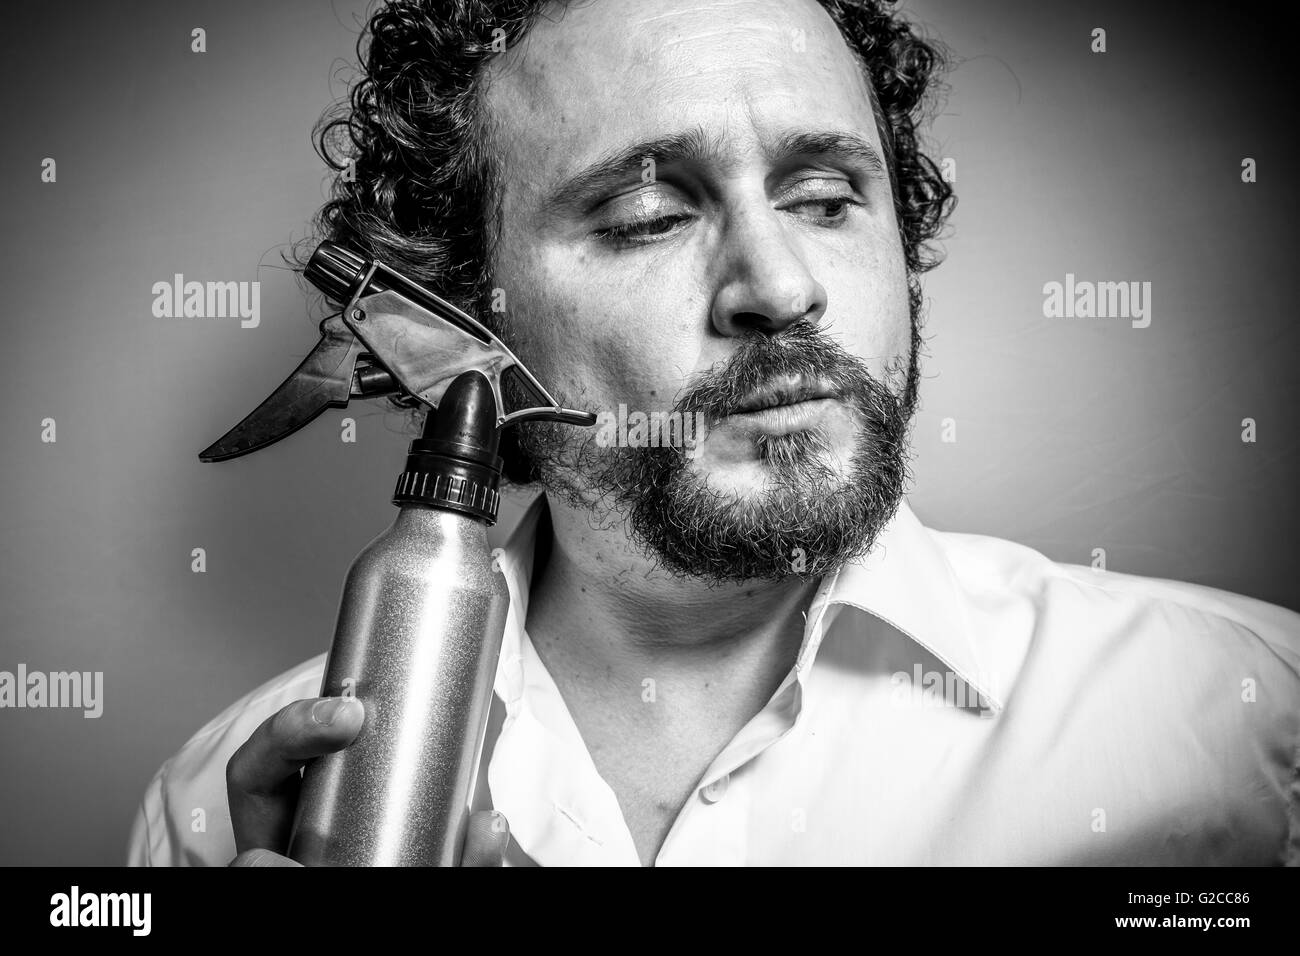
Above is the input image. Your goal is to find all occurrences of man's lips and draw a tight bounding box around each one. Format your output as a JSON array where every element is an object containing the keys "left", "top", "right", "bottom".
[
  {"left": 732, "top": 375, "right": 837, "bottom": 413},
  {"left": 717, "top": 376, "right": 843, "bottom": 436},
  {"left": 725, "top": 397, "right": 840, "bottom": 435}
]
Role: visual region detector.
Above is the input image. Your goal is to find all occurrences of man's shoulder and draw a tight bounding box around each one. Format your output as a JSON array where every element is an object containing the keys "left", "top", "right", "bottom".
[
  {"left": 930, "top": 523, "right": 1300, "bottom": 666},
  {"left": 912, "top": 525, "right": 1300, "bottom": 863},
  {"left": 126, "top": 654, "right": 327, "bottom": 866}
]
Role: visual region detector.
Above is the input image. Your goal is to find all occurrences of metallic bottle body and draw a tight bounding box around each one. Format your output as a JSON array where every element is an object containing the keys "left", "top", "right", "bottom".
[{"left": 288, "top": 504, "right": 509, "bottom": 866}]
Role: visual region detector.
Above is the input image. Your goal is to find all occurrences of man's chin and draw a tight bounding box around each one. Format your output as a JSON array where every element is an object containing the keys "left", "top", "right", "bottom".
[
  {"left": 521, "top": 370, "right": 913, "bottom": 584},
  {"left": 522, "top": 421, "right": 907, "bottom": 584},
  {"left": 691, "top": 403, "right": 863, "bottom": 480},
  {"left": 620, "top": 454, "right": 900, "bottom": 585},
  {"left": 683, "top": 439, "right": 859, "bottom": 500}
]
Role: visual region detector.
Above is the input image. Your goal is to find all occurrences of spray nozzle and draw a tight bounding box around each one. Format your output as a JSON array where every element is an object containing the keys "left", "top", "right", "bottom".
[{"left": 198, "top": 241, "right": 596, "bottom": 463}]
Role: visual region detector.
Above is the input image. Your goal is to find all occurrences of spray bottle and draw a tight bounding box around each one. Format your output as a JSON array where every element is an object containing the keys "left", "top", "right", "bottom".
[{"left": 199, "top": 242, "right": 594, "bottom": 865}]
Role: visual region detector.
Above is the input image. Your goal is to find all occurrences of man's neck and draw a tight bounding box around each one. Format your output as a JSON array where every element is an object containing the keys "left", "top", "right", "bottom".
[
  {"left": 520, "top": 490, "right": 821, "bottom": 866},
  {"left": 523, "top": 491, "right": 819, "bottom": 713}
]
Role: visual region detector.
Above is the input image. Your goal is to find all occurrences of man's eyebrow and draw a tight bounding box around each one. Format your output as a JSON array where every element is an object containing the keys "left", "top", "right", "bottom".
[
  {"left": 765, "top": 129, "right": 887, "bottom": 175},
  {"left": 546, "top": 126, "right": 727, "bottom": 211},
  {"left": 545, "top": 126, "right": 888, "bottom": 211}
]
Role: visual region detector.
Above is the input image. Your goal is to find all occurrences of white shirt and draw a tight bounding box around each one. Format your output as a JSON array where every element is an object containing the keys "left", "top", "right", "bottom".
[{"left": 128, "top": 494, "right": 1300, "bottom": 865}]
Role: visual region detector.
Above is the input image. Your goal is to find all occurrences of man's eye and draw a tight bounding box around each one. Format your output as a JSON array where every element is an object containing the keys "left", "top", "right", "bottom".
[
  {"left": 594, "top": 214, "right": 692, "bottom": 245},
  {"left": 786, "top": 196, "right": 860, "bottom": 223}
]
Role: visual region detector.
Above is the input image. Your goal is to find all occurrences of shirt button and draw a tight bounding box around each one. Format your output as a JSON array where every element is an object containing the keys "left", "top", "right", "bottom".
[{"left": 699, "top": 774, "right": 730, "bottom": 804}]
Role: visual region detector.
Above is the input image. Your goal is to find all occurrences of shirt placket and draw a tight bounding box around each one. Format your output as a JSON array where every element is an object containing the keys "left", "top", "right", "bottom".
[
  {"left": 490, "top": 612, "right": 643, "bottom": 865},
  {"left": 653, "top": 580, "right": 840, "bottom": 866}
]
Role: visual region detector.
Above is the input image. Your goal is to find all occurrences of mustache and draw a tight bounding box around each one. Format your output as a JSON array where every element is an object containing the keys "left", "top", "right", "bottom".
[{"left": 672, "top": 324, "right": 898, "bottom": 422}]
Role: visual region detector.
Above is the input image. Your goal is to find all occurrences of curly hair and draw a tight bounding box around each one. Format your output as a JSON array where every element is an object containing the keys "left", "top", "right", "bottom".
[{"left": 300, "top": 0, "right": 955, "bottom": 478}]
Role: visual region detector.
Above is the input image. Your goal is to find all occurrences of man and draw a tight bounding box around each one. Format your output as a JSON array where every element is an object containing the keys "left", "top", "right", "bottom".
[{"left": 129, "top": 0, "right": 1299, "bottom": 866}]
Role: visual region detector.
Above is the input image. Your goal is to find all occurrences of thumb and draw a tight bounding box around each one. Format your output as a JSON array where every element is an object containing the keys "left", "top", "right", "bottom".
[
  {"left": 462, "top": 810, "right": 509, "bottom": 867},
  {"left": 229, "top": 848, "right": 303, "bottom": 867}
]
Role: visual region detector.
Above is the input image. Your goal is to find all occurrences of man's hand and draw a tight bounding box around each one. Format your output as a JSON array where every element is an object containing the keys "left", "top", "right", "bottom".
[{"left": 226, "top": 696, "right": 509, "bottom": 867}]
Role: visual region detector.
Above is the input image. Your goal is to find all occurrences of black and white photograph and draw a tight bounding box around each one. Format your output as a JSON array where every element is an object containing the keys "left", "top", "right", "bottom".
[{"left": 1, "top": 0, "right": 1296, "bottom": 932}]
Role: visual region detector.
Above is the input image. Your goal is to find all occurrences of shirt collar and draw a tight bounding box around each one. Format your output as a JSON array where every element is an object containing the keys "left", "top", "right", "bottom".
[
  {"left": 492, "top": 491, "right": 1002, "bottom": 714},
  {"left": 809, "top": 498, "right": 1003, "bottom": 712}
]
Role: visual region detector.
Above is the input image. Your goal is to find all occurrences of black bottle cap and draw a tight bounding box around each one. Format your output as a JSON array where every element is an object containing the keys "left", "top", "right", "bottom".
[
  {"left": 392, "top": 371, "right": 503, "bottom": 524},
  {"left": 304, "top": 242, "right": 368, "bottom": 305}
]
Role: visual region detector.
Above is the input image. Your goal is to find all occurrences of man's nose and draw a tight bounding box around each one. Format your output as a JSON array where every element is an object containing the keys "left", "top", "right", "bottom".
[{"left": 710, "top": 207, "right": 827, "bottom": 337}]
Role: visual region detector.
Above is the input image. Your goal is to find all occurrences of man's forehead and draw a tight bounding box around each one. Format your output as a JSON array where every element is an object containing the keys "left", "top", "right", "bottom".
[{"left": 483, "top": 0, "right": 880, "bottom": 195}]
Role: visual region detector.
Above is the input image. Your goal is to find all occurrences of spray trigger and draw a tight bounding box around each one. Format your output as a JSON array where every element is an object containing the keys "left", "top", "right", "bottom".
[{"left": 199, "top": 243, "right": 595, "bottom": 462}]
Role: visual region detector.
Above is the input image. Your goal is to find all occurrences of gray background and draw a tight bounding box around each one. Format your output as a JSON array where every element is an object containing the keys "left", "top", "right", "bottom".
[{"left": 0, "top": 0, "right": 1295, "bottom": 865}]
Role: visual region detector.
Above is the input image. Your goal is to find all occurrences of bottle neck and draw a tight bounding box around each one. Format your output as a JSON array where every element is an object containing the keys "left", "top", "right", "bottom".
[
  {"left": 391, "top": 372, "right": 503, "bottom": 524},
  {"left": 391, "top": 501, "right": 493, "bottom": 545}
]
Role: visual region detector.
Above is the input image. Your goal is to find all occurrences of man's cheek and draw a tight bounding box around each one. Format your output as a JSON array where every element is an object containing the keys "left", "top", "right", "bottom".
[
  {"left": 494, "top": 270, "right": 593, "bottom": 373},
  {"left": 823, "top": 270, "right": 910, "bottom": 345},
  {"left": 589, "top": 334, "right": 678, "bottom": 404}
]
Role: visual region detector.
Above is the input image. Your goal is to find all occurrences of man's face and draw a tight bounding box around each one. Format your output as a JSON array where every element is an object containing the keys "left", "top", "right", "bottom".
[{"left": 484, "top": 0, "right": 917, "bottom": 580}]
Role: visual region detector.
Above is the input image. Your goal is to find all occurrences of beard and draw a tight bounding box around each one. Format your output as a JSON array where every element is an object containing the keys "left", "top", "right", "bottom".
[{"left": 512, "top": 315, "right": 920, "bottom": 585}]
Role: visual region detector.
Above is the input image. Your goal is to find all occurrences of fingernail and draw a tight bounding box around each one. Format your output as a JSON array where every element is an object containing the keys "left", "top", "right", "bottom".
[{"left": 312, "top": 697, "right": 351, "bottom": 726}]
